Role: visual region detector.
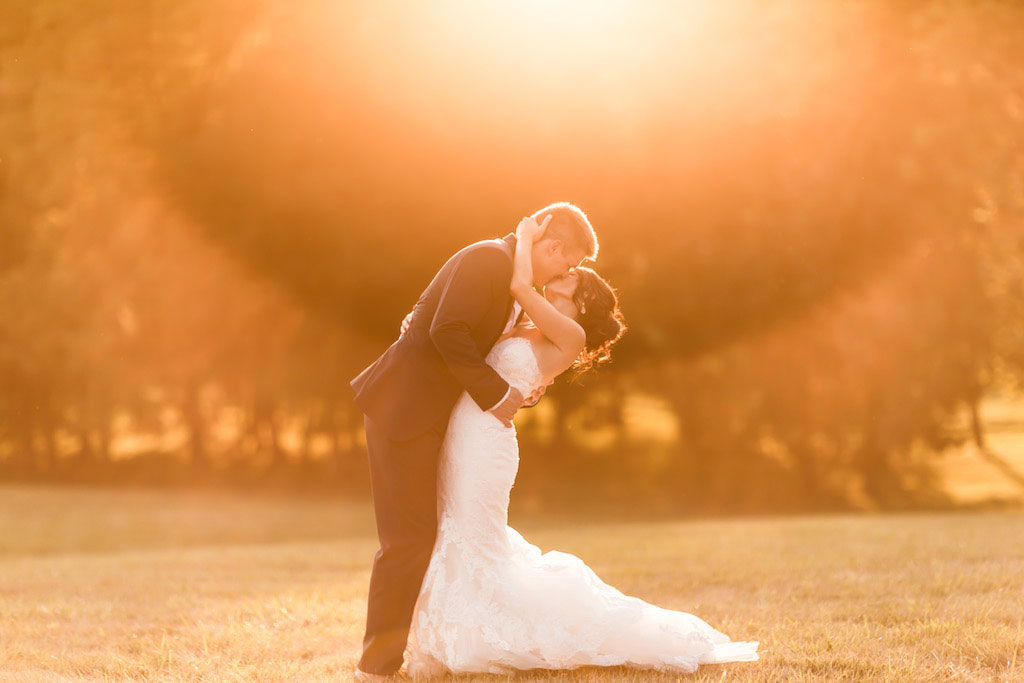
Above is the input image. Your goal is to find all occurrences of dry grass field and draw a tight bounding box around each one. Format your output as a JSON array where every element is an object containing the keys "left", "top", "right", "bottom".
[{"left": 1, "top": 485, "right": 1022, "bottom": 682}]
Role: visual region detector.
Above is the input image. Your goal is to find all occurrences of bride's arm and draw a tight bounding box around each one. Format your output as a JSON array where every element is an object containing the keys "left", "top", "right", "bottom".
[{"left": 511, "top": 217, "right": 586, "bottom": 357}]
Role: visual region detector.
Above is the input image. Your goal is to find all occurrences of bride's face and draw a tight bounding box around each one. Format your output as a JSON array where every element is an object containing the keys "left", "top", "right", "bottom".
[{"left": 543, "top": 269, "right": 579, "bottom": 302}]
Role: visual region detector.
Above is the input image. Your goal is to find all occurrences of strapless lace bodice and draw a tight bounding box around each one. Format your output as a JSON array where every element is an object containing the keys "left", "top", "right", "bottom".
[{"left": 484, "top": 336, "right": 544, "bottom": 397}]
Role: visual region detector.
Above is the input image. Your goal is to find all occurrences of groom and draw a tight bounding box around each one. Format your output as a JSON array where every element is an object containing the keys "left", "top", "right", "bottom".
[{"left": 350, "top": 202, "right": 598, "bottom": 679}]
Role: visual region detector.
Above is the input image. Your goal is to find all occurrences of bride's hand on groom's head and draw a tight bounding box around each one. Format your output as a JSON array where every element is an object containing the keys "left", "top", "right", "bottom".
[{"left": 516, "top": 214, "right": 552, "bottom": 243}]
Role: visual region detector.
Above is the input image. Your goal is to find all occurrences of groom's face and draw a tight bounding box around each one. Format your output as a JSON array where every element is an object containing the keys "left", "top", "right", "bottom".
[{"left": 532, "top": 238, "right": 586, "bottom": 287}]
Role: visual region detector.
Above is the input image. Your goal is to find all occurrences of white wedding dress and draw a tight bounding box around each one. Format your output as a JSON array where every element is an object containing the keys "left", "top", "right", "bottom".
[{"left": 405, "top": 336, "right": 759, "bottom": 676}]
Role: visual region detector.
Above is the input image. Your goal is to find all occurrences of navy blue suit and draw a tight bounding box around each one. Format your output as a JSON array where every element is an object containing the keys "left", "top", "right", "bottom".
[{"left": 351, "top": 233, "right": 520, "bottom": 674}]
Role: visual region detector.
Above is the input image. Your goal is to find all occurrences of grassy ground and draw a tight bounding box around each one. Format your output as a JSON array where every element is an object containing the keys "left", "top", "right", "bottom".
[{"left": 1, "top": 487, "right": 1022, "bottom": 681}]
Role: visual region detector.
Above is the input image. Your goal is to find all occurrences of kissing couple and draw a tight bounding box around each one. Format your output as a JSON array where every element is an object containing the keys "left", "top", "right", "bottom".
[{"left": 351, "top": 202, "right": 759, "bottom": 679}]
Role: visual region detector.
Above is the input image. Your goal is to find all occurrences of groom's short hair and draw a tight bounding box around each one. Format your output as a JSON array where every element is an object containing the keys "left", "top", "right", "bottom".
[{"left": 531, "top": 202, "right": 599, "bottom": 262}]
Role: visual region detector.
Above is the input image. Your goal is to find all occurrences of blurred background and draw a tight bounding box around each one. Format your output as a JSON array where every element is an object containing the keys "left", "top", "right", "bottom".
[{"left": 2, "top": 0, "right": 1023, "bottom": 515}]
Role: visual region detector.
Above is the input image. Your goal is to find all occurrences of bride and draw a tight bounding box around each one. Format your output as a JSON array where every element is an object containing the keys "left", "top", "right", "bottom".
[{"left": 404, "top": 215, "right": 759, "bottom": 676}]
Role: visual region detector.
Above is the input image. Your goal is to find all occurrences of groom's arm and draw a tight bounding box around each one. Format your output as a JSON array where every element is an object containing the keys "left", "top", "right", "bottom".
[{"left": 429, "top": 247, "right": 512, "bottom": 412}]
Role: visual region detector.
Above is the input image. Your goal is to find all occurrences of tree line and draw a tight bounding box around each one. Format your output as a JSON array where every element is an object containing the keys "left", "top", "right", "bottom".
[{"left": 1, "top": 0, "right": 1023, "bottom": 511}]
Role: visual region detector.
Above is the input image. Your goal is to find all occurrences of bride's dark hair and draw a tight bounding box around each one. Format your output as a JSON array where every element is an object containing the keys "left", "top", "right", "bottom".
[{"left": 571, "top": 267, "right": 626, "bottom": 373}]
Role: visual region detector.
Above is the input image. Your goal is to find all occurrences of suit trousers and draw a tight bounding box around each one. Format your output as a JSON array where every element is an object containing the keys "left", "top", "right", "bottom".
[{"left": 358, "top": 413, "right": 447, "bottom": 675}]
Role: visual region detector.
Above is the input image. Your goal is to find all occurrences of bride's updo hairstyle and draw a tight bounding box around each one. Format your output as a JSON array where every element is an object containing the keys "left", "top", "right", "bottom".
[{"left": 571, "top": 267, "right": 626, "bottom": 373}]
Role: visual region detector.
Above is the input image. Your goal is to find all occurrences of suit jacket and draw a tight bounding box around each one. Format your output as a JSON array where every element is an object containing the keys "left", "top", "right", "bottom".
[{"left": 350, "top": 233, "right": 520, "bottom": 441}]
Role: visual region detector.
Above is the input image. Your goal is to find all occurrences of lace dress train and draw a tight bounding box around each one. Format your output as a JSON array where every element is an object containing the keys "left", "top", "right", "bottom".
[{"left": 405, "top": 336, "right": 759, "bottom": 676}]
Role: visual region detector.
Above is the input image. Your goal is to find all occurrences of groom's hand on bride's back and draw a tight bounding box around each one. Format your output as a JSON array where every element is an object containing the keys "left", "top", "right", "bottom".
[
  {"left": 490, "top": 387, "right": 525, "bottom": 428},
  {"left": 522, "top": 383, "right": 548, "bottom": 408}
]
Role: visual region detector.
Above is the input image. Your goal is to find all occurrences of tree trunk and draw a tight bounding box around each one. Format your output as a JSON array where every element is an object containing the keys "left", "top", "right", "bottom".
[
  {"left": 184, "top": 381, "right": 207, "bottom": 468},
  {"left": 857, "top": 391, "right": 891, "bottom": 506},
  {"left": 39, "top": 399, "right": 58, "bottom": 472},
  {"left": 300, "top": 404, "right": 314, "bottom": 464},
  {"left": 253, "top": 395, "right": 284, "bottom": 469},
  {"left": 791, "top": 437, "right": 821, "bottom": 506},
  {"left": 97, "top": 405, "right": 112, "bottom": 463},
  {"left": 326, "top": 397, "right": 341, "bottom": 465},
  {"left": 268, "top": 404, "right": 285, "bottom": 468},
  {"left": 970, "top": 396, "right": 1024, "bottom": 490},
  {"left": 551, "top": 396, "right": 570, "bottom": 448},
  {"left": 18, "top": 405, "right": 36, "bottom": 473},
  {"left": 77, "top": 426, "right": 94, "bottom": 460},
  {"left": 968, "top": 395, "right": 986, "bottom": 450}
]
